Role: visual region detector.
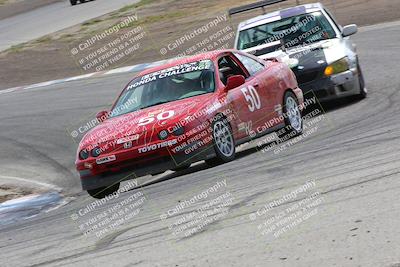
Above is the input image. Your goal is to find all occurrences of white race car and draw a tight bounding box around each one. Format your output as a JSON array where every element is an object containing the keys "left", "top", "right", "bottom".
[{"left": 231, "top": 1, "right": 367, "bottom": 101}]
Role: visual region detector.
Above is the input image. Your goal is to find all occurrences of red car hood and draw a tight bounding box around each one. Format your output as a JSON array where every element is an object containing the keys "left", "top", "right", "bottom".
[{"left": 79, "top": 93, "right": 215, "bottom": 150}]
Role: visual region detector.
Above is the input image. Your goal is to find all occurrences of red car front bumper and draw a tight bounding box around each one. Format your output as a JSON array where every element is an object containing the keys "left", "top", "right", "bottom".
[{"left": 77, "top": 138, "right": 215, "bottom": 190}]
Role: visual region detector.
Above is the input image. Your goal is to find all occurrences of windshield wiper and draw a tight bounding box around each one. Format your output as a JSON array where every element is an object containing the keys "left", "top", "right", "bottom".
[
  {"left": 178, "top": 91, "right": 210, "bottom": 100},
  {"left": 140, "top": 100, "right": 170, "bottom": 110}
]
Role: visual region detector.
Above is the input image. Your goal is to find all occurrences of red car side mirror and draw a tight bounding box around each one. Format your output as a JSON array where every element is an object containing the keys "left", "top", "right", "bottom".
[
  {"left": 96, "top": 110, "right": 110, "bottom": 123},
  {"left": 225, "top": 75, "right": 245, "bottom": 91}
]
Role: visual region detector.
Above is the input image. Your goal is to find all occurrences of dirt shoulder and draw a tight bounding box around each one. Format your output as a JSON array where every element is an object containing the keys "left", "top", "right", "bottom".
[
  {"left": 0, "top": 185, "right": 33, "bottom": 203},
  {"left": 1, "top": 0, "right": 399, "bottom": 90}
]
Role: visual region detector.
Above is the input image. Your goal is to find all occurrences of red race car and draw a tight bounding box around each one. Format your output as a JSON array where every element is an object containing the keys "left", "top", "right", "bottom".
[{"left": 76, "top": 49, "right": 304, "bottom": 198}]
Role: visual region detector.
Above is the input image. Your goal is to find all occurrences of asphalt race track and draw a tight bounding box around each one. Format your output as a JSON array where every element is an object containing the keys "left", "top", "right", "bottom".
[
  {"left": 0, "top": 21, "right": 400, "bottom": 266},
  {"left": 0, "top": 0, "right": 139, "bottom": 51}
]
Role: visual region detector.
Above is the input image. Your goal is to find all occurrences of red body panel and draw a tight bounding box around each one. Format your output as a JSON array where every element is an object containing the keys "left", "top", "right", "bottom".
[{"left": 75, "top": 49, "right": 303, "bottom": 189}]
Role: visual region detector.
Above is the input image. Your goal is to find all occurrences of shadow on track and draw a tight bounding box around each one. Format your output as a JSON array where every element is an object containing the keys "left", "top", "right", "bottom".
[{"left": 306, "top": 95, "right": 364, "bottom": 115}]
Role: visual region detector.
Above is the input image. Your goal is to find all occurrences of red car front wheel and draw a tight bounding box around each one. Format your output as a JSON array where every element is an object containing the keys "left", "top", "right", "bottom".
[{"left": 206, "top": 117, "right": 235, "bottom": 166}]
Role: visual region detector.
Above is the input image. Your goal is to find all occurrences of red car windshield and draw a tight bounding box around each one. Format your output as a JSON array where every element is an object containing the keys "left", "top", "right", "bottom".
[{"left": 110, "top": 60, "right": 215, "bottom": 118}]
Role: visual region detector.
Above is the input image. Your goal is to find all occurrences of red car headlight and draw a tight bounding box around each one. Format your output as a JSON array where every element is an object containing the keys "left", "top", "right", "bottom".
[
  {"left": 79, "top": 149, "right": 89, "bottom": 160},
  {"left": 91, "top": 147, "right": 102, "bottom": 157}
]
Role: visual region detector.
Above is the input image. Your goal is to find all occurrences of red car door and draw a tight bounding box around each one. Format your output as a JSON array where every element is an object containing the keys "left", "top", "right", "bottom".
[
  {"left": 217, "top": 54, "right": 265, "bottom": 139},
  {"left": 231, "top": 52, "right": 280, "bottom": 135}
]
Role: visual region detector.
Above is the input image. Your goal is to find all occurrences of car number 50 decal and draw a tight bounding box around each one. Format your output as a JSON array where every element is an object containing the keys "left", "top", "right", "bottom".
[
  {"left": 241, "top": 85, "right": 261, "bottom": 112},
  {"left": 138, "top": 110, "right": 175, "bottom": 126}
]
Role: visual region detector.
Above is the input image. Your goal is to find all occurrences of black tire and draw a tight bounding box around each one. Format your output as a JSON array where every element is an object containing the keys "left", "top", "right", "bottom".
[
  {"left": 70, "top": 0, "right": 77, "bottom": 5},
  {"left": 87, "top": 182, "right": 120, "bottom": 199},
  {"left": 80, "top": 0, "right": 86, "bottom": 3},
  {"left": 356, "top": 64, "right": 367, "bottom": 99},
  {"left": 205, "top": 116, "right": 235, "bottom": 166},
  {"left": 277, "top": 91, "right": 303, "bottom": 140}
]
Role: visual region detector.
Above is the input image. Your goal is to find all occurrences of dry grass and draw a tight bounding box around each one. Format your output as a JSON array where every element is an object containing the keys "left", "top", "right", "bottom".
[{"left": 0, "top": 0, "right": 399, "bottom": 89}]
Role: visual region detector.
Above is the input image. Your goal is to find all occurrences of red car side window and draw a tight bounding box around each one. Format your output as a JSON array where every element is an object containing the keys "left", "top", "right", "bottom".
[
  {"left": 217, "top": 55, "right": 248, "bottom": 85},
  {"left": 233, "top": 52, "right": 265, "bottom": 76}
]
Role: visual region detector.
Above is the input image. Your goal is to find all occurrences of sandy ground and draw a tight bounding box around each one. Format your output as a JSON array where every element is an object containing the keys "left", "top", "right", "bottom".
[
  {"left": 0, "top": 185, "right": 32, "bottom": 203},
  {"left": 0, "top": 0, "right": 399, "bottom": 90}
]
